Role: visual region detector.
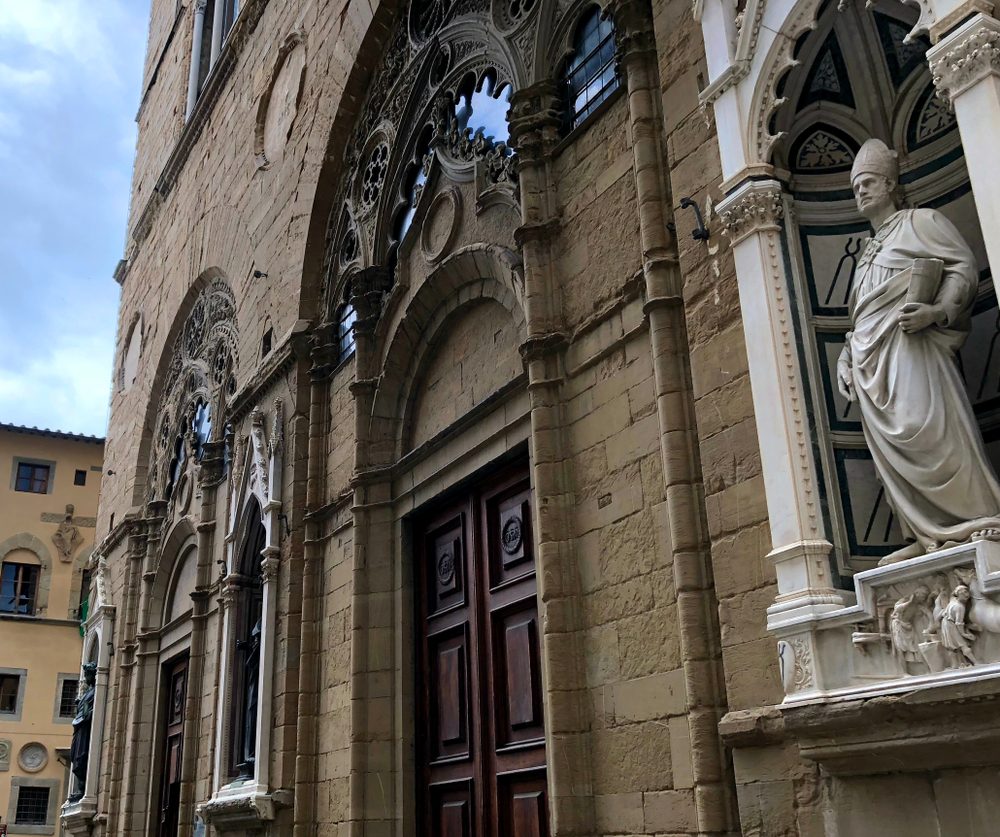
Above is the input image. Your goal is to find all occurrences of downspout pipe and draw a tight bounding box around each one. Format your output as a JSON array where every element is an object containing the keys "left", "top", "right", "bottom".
[{"left": 185, "top": 0, "right": 208, "bottom": 120}]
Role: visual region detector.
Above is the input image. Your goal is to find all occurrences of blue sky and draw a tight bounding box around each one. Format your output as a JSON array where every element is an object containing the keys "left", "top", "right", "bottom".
[{"left": 0, "top": 0, "right": 150, "bottom": 438}]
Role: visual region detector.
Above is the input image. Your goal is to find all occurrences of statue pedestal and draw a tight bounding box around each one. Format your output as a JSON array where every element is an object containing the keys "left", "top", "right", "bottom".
[
  {"left": 61, "top": 796, "right": 97, "bottom": 837},
  {"left": 771, "top": 538, "right": 1000, "bottom": 705}
]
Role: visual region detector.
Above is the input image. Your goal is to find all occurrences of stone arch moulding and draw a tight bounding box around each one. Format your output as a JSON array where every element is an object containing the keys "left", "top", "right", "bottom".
[
  {"left": 152, "top": 518, "right": 198, "bottom": 627},
  {"left": 744, "top": 0, "right": 939, "bottom": 169},
  {"left": 0, "top": 533, "right": 54, "bottom": 616},
  {"left": 254, "top": 31, "right": 307, "bottom": 170},
  {"left": 369, "top": 244, "right": 526, "bottom": 464}
]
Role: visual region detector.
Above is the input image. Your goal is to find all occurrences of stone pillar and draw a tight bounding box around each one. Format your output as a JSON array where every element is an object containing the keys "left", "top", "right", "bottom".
[
  {"left": 608, "top": 0, "right": 733, "bottom": 830},
  {"left": 343, "top": 266, "right": 398, "bottom": 831},
  {"left": 509, "top": 81, "right": 595, "bottom": 837},
  {"left": 930, "top": 14, "right": 1000, "bottom": 274},
  {"left": 120, "top": 503, "right": 166, "bottom": 837},
  {"left": 185, "top": 0, "right": 208, "bottom": 120},
  {"left": 718, "top": 180, "right": 843, "bottom": 641},
  {"left": 177, "top": 436, "right": 226, "bottom": 834}
]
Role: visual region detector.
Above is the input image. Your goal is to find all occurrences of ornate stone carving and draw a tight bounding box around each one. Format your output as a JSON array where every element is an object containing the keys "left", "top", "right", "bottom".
[
  {"left": 18, "top": 742, "right": 48, "bottom": 773},
  {"left": 719, "top": 183, "right": 784, "bottom": 245},
  {"left": 249, "top": 408, "right": 269, "bottom": 501},
  {"left": 146, "top": 279, "right": 237, "bottom": 506},
  {"left": 52, "top": 504, "right": 83, "bottom": 563},
  {"left": 0, "top": 739, "right": 11, "bottom": 771},
  {"left": 930, "top": 16, "right": 1000, "bottom": 108}
]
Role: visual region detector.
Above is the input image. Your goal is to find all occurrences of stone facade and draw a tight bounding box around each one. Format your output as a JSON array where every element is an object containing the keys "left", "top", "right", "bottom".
[{"left": 70, "top": 0, "right": 1000, "bottom": 832}]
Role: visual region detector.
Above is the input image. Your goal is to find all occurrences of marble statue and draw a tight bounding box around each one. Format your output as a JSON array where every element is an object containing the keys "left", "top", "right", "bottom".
[
  {"left": 837, "top": 138, "right": 1000, "bottom": 564},
  {"left": 69, "top": 662, "right": 97, "bottom": 801}
]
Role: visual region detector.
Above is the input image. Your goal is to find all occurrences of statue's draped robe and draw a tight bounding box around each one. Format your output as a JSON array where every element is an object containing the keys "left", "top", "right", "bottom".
[{"left": 847, "top": 208, "right": 1000, "bottom": 548}]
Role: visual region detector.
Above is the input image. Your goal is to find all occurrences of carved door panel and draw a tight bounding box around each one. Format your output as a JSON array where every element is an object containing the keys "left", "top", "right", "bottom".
[
  {"left": 416, "top": 463, "right": 548, "bottom": 837},
  {"left": 159, "top": 656, "right": 188, "bottom": 837}
]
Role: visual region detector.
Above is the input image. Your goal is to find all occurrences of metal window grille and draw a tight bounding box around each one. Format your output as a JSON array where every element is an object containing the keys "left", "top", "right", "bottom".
[
  {"left": 337, "top": 301, "right": 357, "bottom": 364},
  {"left": 560, "top": 6, "right": 620, "bottom": 134},
  {"left": 0, "top": 563, "right": 40, "bottom": 615},
  {"left": 0, "top": 674, "right": 18, "bottom": 713},
  {"left": 59, "top": 679, "right": 79, "bottom": 718},
  {"left": 15, "top": 787, "right": 50, "bottom": 826},
  {"left": 15, "top": 463, "right": 50, "bottom": 493}
]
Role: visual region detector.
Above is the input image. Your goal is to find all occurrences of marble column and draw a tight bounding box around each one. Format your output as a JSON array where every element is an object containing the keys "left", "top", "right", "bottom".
[
  {"left": 930, "top": 14, "right": 1000, "bottom": 275},
  {"left": 718, "top": 180, "right": 844, "bottom": 641}
]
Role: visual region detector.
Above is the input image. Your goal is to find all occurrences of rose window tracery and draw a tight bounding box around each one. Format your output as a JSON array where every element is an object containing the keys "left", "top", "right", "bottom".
[
  {"left": 361, "top": 143, "right": 389, "bottom": 210},
  {"left": 410, "top": 0, "right": 453, "bottom": 43},
  {"left": 145, "top": 279, "right": 238, "bottom": 505}
]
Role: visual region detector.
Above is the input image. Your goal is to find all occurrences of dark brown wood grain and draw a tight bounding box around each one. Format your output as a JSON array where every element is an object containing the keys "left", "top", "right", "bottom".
[{"left": 415, "top": 461, "right": 548, "bottom": 837}]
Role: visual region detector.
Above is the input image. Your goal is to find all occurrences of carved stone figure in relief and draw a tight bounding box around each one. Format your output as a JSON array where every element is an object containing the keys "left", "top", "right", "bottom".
[
  {"left": 889, "top": 584, "right": 930, "bottom": 667},
  {"left": 836, "top": 138, "right": 1000, "bottom": 564},
  {"left": 939, "top": 584, "right": 981, "bottom": 667},
  {"left": 52, "top": 504, "right": 83, "bottom": 563},
  {"left": 249, "top": 408, "right": 269, "bottom": 499}
]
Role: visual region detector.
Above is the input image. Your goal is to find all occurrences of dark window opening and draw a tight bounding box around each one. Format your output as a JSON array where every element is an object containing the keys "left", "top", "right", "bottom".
[
  {"left": 78, "top": 569, "right": 92, "bottom": 623},
  {"left": 0, "top": 674, "right": 19, "bottom": 713},
  {"left": 559, "top": 6, "right": 620, "bottom": 135},
  {"left": 59, "top": 678, "right": 79, "bottom": 718},
  {"left": 229, "top": 500, "right": 265, "bottom": 779},
  {"left": 1, "top": 563, "right": 40, "bottom": 615},
  {"left": 15, "top": 462, "right": 50, "bottom": 494},
  {"left": 261, "top": 328, "right": 273, "bottom": 358},
  {"left": 335, "top": 285, "right": 357, "bottom": 366},
  {"left": 74, "top": 469, "right": 87, "bottom": 486},
  {"left": 15, "top": 786, "right": 50, "bottom": 826}
]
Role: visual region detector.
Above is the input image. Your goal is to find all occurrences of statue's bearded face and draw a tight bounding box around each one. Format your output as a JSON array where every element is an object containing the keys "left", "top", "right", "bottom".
[{"left": 852, "top": 173, "right": 896, "bottom": 219}]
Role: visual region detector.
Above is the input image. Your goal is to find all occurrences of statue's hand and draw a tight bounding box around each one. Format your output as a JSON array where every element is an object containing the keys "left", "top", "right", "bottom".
[
  {"left": 899, "top": 302, "right": 945, "bottom": 333},
  {"left": 836, "top": 353, "right": 855, "bottom": 402}
]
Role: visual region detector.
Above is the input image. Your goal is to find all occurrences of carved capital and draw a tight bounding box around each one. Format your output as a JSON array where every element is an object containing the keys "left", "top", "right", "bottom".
[
  {"left": 350, "top": 265, "right": 394, "bottom": 328},
  {"left": 261, "top": 555, "right": 280, "bottom": 583},
  {"left": 718, "top": 179, "right": 785, "bottom": 245},
  {"left": 198, "top": 440, "right": 228, "bottom": 487},
  {"left": 929, "top": 14, "right": 1000, "bottom": 107},
  {"left": 508, "top": 81, "right": 563, "bottom": 161},
  {"left": 606, "top": 0, "right": 656, "bottom": 61}
]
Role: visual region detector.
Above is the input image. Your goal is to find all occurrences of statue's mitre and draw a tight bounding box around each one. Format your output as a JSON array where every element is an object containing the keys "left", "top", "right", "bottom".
[{"left": 851, "top": 138, "right": 898, "bottom": 183}]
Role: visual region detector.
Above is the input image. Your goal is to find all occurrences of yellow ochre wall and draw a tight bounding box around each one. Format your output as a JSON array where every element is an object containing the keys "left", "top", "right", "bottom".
[{"left": 0, "top": 426, "right": 104, "bottom": 835}]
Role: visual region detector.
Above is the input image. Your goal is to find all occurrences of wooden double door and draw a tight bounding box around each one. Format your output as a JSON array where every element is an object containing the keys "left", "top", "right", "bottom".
[
  {"left": 158, "top": 656, "right": 188, "bottom": 837},
  {"left": 416, "top": 463, "right": 549, "bottom": 837}
]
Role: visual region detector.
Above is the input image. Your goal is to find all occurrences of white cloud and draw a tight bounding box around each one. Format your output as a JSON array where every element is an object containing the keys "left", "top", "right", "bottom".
[{"left": 0, "top": 0, "right": 149, "bottom": 438}]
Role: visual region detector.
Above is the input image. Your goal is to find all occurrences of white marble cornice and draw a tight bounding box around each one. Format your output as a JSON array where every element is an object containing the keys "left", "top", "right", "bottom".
[
  {"left": 718, "top": 178, "right": 785, "bottom": 245},
  {"left": 930, "top": 14, "right": 1000, "bottom": 106}
]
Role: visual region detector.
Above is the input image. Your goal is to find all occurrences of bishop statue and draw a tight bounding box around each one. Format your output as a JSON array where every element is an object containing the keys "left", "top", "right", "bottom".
[{"left": 837, "top": 138, "right": 1000, "bottom": 563}]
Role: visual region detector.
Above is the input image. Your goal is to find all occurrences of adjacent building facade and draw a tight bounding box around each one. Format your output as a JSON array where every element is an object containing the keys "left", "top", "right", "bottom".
[
  {"left": 0, "top": 424, "right": 104, "bottom": 836},
  {"left": 69, "top": 0, "right": 1000, "bottom": 833}
]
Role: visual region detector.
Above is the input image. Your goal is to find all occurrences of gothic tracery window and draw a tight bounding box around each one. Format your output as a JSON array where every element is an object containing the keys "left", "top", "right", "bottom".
[
  {"left": 559, "top": 6, "right": 620, "bottom": 134},
  {"left": 229, "top": 499, "right": 265, "bottom": 778}
]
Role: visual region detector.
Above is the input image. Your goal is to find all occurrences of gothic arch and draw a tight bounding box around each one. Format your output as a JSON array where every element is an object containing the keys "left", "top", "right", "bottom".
[
  {"left": 368, "top": 245, "right": 526, "bottom": 464},
  {"left": 133, "top": 271, "right": 239, "bottom": 509},
  {"left": 0, "top": 533, "right": 53, "bottom": 616},
  {"left": 151, "top": 518, "right": 198, "bottom": 627}
]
